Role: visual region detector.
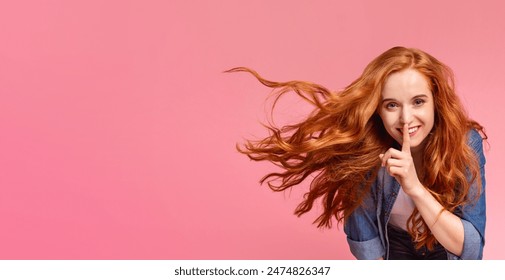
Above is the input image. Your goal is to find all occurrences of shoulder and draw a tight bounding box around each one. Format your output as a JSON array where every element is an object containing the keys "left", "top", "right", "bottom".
[
  {"left": 467, "top": 128, "right": 482, "bottom": 142},
  {"left": 466, "top": 128, "right": 486, "bottom": 165}
]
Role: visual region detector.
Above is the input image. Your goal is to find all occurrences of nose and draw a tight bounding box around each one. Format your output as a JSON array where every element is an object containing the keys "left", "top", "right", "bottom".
[{"left": 400, "top": 107, "right": 413, "bottom": 125}]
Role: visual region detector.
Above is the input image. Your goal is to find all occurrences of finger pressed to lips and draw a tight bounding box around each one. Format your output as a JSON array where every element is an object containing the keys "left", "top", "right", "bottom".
[
  {"left": 379, "top": 125, "right": 412, "bottom": 167},
  {"left": 402, "top": 123, "right": 411, "bottom": 152}
]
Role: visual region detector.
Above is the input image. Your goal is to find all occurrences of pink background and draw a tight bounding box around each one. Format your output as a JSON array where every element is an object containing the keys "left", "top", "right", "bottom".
[{"left": 0, "top": 0, "right": 503, "bottom": 259}]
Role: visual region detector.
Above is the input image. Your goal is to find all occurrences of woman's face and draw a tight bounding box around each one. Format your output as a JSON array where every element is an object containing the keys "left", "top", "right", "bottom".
[{"left": 378, "top": 68, "right": 435, "bottom": 154}]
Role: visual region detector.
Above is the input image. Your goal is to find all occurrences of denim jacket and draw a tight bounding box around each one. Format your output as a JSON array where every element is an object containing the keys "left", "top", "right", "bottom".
[{"left": 344, "top": 129, "right": 486, "bottom": 260}]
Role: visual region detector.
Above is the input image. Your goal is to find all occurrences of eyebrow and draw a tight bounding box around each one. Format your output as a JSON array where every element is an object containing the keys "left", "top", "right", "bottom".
[{"left": 381, "top": 94, "right": 429, "bottom": 103}]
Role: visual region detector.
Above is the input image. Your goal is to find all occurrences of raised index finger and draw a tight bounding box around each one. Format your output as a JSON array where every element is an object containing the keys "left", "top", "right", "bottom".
[{"left": 402, "top": 123, "right": 411, "bottom": 153}]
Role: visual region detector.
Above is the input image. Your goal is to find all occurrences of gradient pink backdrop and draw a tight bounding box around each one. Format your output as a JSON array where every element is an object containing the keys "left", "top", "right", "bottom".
[{"left": 0, "top": 0, "right": 503, "bottom": 259}]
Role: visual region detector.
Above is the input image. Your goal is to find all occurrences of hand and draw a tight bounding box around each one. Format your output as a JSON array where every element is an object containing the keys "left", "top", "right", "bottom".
[{"left": 379, "top": 123, "right": 422, "bottom": 196}]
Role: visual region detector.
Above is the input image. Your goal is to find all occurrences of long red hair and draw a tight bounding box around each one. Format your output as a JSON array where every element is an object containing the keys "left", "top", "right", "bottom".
[{"left": 229, "top": 46, "right": 486, "bottom": 250}]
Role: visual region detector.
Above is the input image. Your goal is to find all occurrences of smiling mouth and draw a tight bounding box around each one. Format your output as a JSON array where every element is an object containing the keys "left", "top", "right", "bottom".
[{"left": 398, "top": 126, "right": 420, "bottom": 134}]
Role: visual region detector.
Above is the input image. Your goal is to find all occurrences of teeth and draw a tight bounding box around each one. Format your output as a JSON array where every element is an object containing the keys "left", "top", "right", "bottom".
[
  {"left": 400, "top": 126, "right": 419, "bottom": 134},
  {"left": 408, "top": 127, "right": 418, "bottom": 133}
]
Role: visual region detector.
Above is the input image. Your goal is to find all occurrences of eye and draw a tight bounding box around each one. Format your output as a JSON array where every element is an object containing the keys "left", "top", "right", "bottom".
[
  {"left": 414, "top": 99, "right": 426, "bottom": 106},
  {"left": 385, "top": 102, "right": 398, "bottom": 109}
]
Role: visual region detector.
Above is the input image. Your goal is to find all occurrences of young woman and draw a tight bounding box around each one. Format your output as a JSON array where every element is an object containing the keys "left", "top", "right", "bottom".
[{"left": 229, "top": 46, "right": 486, "bottom": 260}]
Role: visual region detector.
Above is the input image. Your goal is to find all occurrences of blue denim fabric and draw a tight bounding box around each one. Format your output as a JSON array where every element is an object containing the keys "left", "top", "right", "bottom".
[
  {"left": 387, "top": 224, "right": 447, "bottom": 259},
  {"left": 344, "top": 129, "right": 486, "bottom": 260}
]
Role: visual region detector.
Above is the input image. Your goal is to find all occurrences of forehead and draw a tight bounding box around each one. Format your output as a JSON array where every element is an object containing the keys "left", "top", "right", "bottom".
[{"left": 382, "top": 69, "right": 432, "bottom": 98}]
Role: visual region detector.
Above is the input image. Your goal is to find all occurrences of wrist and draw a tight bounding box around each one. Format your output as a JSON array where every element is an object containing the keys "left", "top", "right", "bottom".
[{"left": 405, "top": 182, "right": 426, "bottom": 199}]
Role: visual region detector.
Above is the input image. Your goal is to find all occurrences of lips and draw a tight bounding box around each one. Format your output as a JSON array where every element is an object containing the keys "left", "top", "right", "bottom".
[{"left": 397, "top": 126, "right": 420, "bottom": 135}]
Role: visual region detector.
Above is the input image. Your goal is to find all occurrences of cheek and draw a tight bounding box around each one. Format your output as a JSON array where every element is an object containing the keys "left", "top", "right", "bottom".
[
  {"left": 379, "top": 111, "right": 397, "bottom": 128},
  {"left": 420, "top": 107, "right": 435, "bottom": 125}
]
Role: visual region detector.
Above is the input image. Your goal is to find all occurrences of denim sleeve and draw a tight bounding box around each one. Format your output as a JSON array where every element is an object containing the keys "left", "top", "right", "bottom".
[
  {"left": 448, "top": 129, "right": 486, "bottom": 260},
  {"left": 344, "top": 181, "right": 385, "bottom": 260}
]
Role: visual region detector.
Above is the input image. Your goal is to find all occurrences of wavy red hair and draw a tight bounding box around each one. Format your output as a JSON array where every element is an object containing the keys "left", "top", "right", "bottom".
[{"left": 228, "top": 46, "right": 486, "bottom": 250}]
